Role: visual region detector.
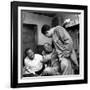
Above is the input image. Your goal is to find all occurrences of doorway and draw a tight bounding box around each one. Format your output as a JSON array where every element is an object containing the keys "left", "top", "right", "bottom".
[{"left": 21, "top": 24, "right": 37, "bottom": 59}]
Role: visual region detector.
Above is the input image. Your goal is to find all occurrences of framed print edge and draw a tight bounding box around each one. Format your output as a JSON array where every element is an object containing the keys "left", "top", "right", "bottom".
[
  {"left": 11, "top": 2, "right": 18, "bottom": 88},
  {"left": 84, "top": 6, "right": 88, "bottom": 84},
  {"left": 11, "top": 1, "right": 88, "bottom": 88}
]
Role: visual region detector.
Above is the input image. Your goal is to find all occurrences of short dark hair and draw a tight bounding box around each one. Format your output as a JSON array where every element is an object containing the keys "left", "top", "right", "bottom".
[{"left": 41, "top": 24, "right": 51, "bottom": 35}]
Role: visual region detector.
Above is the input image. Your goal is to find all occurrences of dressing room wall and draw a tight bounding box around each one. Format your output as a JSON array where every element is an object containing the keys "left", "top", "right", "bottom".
[{"left": 22, "top": 11, "right": 52, "bottom": 45}]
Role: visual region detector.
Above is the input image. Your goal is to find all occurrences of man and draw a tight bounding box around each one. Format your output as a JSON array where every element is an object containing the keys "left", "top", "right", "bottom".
[
  {"left": 42, "top": 43, "right": 60, "bottom": 75},
  {"left": 24, "top": 48, "right": 45, "bottom": 76},
  {"left": 41, "top": 24, "right": 78, "bottom": 75}
]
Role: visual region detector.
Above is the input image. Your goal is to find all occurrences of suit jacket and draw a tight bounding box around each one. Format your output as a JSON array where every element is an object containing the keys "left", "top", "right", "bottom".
[{"left": 52, "top": 26, "right": 78, "bottom": 66}]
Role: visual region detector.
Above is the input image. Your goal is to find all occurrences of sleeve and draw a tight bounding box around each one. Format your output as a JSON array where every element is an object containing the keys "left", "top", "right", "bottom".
[
  {"left": 24, "top": 58, "right": 36, "bottom": 74},
  {"left": 56, "top": 26, "right": 73, "bottom": 52},
  {"left": 24, "top": 58, "right": 28, "bottom": 67},
  {"left": 39, "top": 55, "right": 43, "bottom": 62},
  {"left": 42, "top": 53, "right": 52, "bottom": 63},
  {"left": 63, "top": 29, "right": 73, "bottom": 52}
]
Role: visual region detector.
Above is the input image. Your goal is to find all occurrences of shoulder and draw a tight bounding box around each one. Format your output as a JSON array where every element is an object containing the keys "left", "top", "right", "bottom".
[
  {"left": 35, "top": 54, "right": 43, "bottom": 58},
  {"left": 54, "top": 26, "right": 65, "bottom": 33},
  {"left": 24, "top": 56, "right": 30, "bottom": 64},
  {"left": 35, "top": 54, "right": 43, "bottom": 61},
  {"left": 52, "top": 26, "right": 65, "bottom": 37}
]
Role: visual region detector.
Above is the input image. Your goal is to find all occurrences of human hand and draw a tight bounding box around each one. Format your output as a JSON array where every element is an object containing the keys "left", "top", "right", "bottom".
[{"left": 62, "top": 51, "right": 70, "bottom": 57}]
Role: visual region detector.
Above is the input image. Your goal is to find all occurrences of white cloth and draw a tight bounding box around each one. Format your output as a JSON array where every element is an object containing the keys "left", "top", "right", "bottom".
[{"left": 24, "top": 54, "right": 43, "bottom": 74}]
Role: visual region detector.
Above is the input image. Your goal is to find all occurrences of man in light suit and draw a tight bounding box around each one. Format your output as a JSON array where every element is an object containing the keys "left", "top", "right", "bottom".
[
  {"left": 41, "top": 24, "right": 78, "bottom": 75},
  {"left": 42, "top": 43, "right": 60, "bottom": 75}
]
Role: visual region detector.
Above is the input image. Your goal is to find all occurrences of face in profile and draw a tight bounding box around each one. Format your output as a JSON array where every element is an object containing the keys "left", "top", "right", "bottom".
[
  {"left": 44, "top": 43, "right": 53, "bottom": 53},
  {"left": 27, "top": 49, "right": 35, "bottom": 60},
  {"left": 45, "top": 30, "right": 52, "bottom": 38}
]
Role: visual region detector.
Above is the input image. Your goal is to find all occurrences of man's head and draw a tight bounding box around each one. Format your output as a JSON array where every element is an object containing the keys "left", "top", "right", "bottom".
[
  {"left": 44, "top": 43, "right": 53, "bottom": 53},
  {"left": 41, "top": 24, "right": 52, "bottom": 37},
  {"left": 25, "top": 48, "right": 35, "bottom": 60}
]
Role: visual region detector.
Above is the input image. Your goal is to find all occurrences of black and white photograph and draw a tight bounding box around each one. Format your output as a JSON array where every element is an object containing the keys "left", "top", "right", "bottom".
[
  {"left": 21, "top": 10, "right": 80, "bottom": 77},
  {"left": 11, "top": 1, "right": 87, "bottom": 88}
]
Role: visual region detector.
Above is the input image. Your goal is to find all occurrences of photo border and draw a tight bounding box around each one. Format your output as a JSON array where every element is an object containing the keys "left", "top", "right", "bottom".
[{"left": 11, "top": 1, "right": 88, "bottom": 88}]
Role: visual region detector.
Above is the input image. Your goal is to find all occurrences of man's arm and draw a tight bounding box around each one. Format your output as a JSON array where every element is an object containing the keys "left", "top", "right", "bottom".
[
  {"left": 56, "top": 26, "right": 73, "bottom": 57},
  {"left": 25, "top": 66, "right": 36, "bottom": 75},
  {"left": 42, "top": 54, "right": 52, "bottom": 63},
  {"left": 24, "top": 58, "right": 36, "bottom": 75},
  {"left": 58, "top": 26, "right": 73, "bottom": 51}
]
